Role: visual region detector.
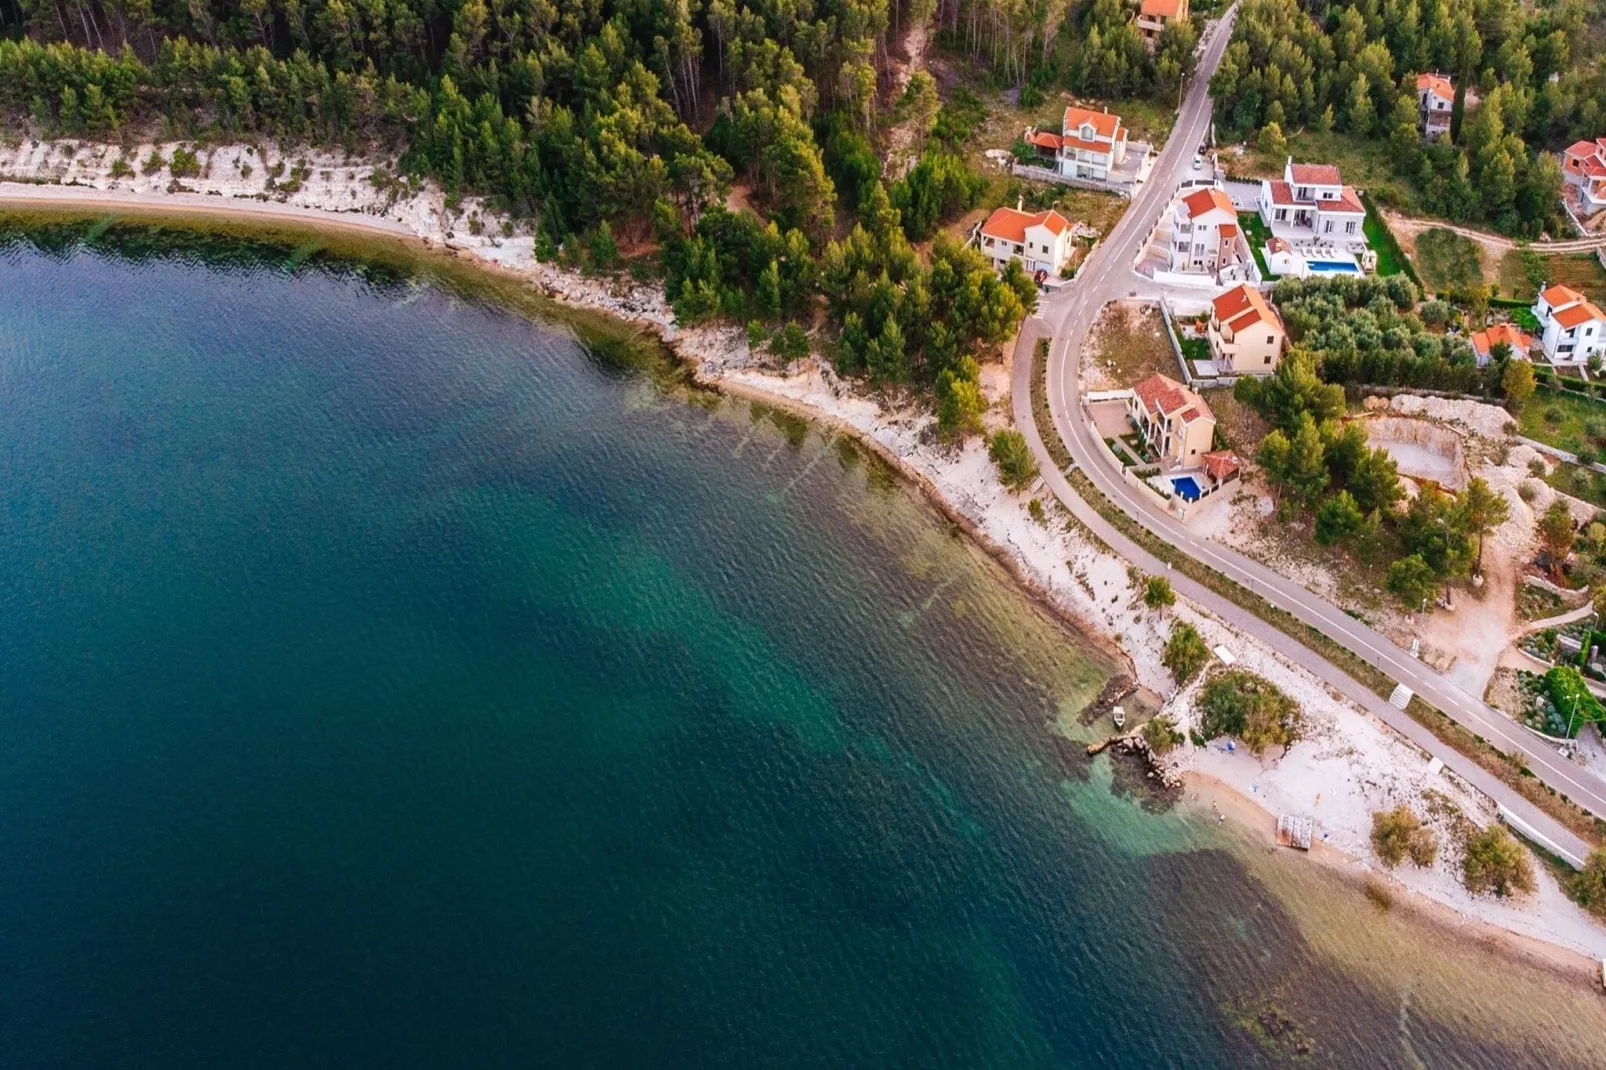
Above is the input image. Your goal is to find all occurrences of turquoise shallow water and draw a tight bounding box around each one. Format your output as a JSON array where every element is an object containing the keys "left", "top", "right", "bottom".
[{"left": 0, "top": 227, "right": 1596, "bottom": 1067}]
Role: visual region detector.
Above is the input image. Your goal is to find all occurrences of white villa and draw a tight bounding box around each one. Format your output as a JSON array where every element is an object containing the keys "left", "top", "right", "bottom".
[
  {"left": 1534, "top": 284, "right": 1606, "bottom": 364},
  {"left": 1256, "top": 158, "right": 1375, "bottom": 275},
  {"left": 1562, "top": 138, "right": 1606, "bottom": 216},
  {"left": 975, "top": 205, "right": 1074, "bottom": 277},
  {"left": 1166, "top": 185, "right": 1252, "bottom": 283},
  {"left": 1416, "top": 73, "right": 1453, "bottom": 140},
  {"left": 1038, "top": 105, "right": 1128, "bottom": 182}
]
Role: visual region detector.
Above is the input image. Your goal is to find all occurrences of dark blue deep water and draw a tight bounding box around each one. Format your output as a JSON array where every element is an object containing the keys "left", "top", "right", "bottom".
[{"left": 0, "top": 224, "right": 1599, "bottom": 1068}]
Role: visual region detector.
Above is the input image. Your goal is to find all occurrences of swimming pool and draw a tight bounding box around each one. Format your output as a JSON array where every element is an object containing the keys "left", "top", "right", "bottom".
[
  {"left": 1305, "top": 259, "right": 1360, "bottom": 275},
  {"left": 1171, "top": 476, "right": 1203, "bottom": 502}
]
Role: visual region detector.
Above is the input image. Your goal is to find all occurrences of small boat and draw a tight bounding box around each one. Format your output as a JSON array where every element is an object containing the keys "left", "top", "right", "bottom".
[{"left": 1112, "top": 705, "right": 1126, "bottom": 730}]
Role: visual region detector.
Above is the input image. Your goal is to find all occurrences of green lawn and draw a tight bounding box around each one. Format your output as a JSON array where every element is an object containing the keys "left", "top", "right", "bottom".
[
  {"left": 1414, "top": 228, "right": 1484, "bottom": 294},
  {"left": 1545, "top": 460, "right": 1606, "bottom": 509},
  {"left": 1237, "top": 212, "right": 1278, "bottom": 280},
  {"left": 1519, "top": 390, "right": 1606, "bottom": 453},
  {"left": 1362, "top": 200, "right": 1410, "bottom": 279}
]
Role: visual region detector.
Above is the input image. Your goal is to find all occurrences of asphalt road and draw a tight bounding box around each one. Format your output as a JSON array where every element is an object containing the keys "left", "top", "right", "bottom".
[{"left": 1009, "top": 2, "right": 1603, "bottom": 864}]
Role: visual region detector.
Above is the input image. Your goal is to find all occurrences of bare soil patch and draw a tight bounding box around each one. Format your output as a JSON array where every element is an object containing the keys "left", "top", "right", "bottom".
[{"left": 1081, "top": 302, "right": 1179, "bottom": 391}]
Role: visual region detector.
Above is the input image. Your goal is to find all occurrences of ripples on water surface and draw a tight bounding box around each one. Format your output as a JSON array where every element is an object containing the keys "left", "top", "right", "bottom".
[{"left": 0, "top": 220, "right": 1603, "bottom": 1067}]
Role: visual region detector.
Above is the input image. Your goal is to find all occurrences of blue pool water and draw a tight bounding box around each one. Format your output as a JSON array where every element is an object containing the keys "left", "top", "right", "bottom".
[
  {"left": 1171, "top": 476, "right": 1203, "bottom": 502},
  {"left": 1305, "top": 259, "right": 1360, "bottom": 275}
]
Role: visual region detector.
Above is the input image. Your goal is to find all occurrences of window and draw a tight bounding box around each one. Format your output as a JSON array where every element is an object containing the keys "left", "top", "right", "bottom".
[
  {"left": 1324, "top": 221, "right": 1333, "bottom": 233},
  {"left": 1267, "top": 334, "right": 1275, "bottom": 344},
  {"left": 1346, "top": 221, "right": 1358, "bottom": 234},
  {"left": 1264, "top": 355, "right": 1272, "bottom": 364}
]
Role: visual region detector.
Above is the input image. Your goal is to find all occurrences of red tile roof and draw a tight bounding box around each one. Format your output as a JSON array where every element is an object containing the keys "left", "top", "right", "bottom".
[
  {"left": 1331, "top": 186, "right": 1366, "bottom": 214},
  {"left": 1201, "top": 451, "right": 1241, "bottom": 481},
  {"left": 1555, "top": 302, "right": 1606, "bottom": 329},
  {"left": 1061, "top": 134, "right": 1118, "bottom": 154},
  {"left": 1132, "top": 373, "right": 1212, "bottom": 423},
  {"left": 1289, "top": 162, "right": 1342, "bottom": 185},
  {"left": 979, "top": 206, "right": 1071, "bottom": 243},
  {"left": 1542, "top": 284, "right": 1585, "bottom": 307},
  {"left": 1026, "top": 130, "right": 1063, "bottom": 150},
  {"left": 1416, "top": 73, "right": 1453, "bottom": 100},
  {"left": 1182, "top": 186, "right": 1235, "bottom": 219},
  {"left": 1212, "top": 284, "right": 1280, "bottom": 334},
  {"left": 1470, "top": 324, "right": 1533, "bottom": 355},
  {"left": 1564, "top": 139, "right": 1606, "bottom": 160},
  {"left": 1267, "top": 180, "right": 1297, "bottom": 206},
  {"left": 1140, "top": 0, "right": 1187, "bottom": 18},
  {"left": 1063, "top": 106, "right": 1122, "bottom": 140}
]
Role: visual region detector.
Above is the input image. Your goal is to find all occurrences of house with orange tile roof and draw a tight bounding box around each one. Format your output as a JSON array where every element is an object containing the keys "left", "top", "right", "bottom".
[
  {"left": 1562, "top": 138, "right": 1606, "bottom": 215},
  {"left": 1207, "top": 284, "right": 1286, "bottom": 373},
  {"left": 1416, "top": 73, "right": 1454, "bottom": 139},
  {"left": 1165, "top": 184, "right": 1252, "bottom": 282},
  {"left": 1055, "top": 105, "right": 1128, "bottom": 182},
  {"left": 1126, "top": 373, "right": 1217, "bottom": 467},
  {"left": 1469, "top": 323, "right": 1533, "bottom": 366},
  {"left": 1534, "top": 284, "right": 1606, "bottom": 364},
  {"left": 1135, "top": 0, "right": 1188, "bottom": 47},
  {"left": 1257, "top": 157, "right": 1369, "bottom": 263},
  {"left": 975, "top": 204, "right": 1075, "bottom": 277}
]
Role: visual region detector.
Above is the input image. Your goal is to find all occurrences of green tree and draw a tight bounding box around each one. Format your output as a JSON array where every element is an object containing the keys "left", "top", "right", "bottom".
[
  {"left": 1457, "top": 476, "right": 1510, "bottom": 573},
  {"left": 1315, "top": 490, "right": 1364, "bottom": 545},
  {"left": 1537, "top": 501, "right": 1576, "bottom": 580},
  {"left": 1143, "top": 575, "right": 1176, "bottom": 610},
  {"left": 935, "top": 357, "right": 987, "bottom": 438},
  {"left": 1502, "top": 359, "right": 1535, "bottom": 407},
  {"left": 771, "top": 322, "right": 811, "bottom": 360},
  {"left": 988, "top": 429, "right": 1039, "bottom": 491},
  {"left": 1162, "top": 622, "right": 1211, "bottom": 685},
  {"left": 1259, "top": 120, "right": 1286, "bottom": 158},
  {"left": 1196, "top": 670, "right": 1302, "bottom": 753},
  {"left": 1348, "top": 446, "right": 1404, "bottom": 515},
  {"left": 1386, "top": 554, "right": 1438, "bottom": 610}
]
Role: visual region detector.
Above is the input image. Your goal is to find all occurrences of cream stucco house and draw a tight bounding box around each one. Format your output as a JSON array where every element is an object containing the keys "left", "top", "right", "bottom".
[
  {"left": 1207, "top": 284, "right": 1286, "bottom": 373},
  {"left": 1128, "top": 373, "right": 1216, "bottom": 466}
]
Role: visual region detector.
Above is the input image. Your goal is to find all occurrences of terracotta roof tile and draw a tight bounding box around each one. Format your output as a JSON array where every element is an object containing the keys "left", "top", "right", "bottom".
[
  {"left": 1416, "top": 73, "right": 1454, "bottom": 100},
  {"left": 1289, "top": 162, "right": 1342, "bottom": 185},
  {"left": 1555, "top": 302, "right": 1606, "bottom": 329},
  {"left": 1182, "top": 186, "right": 1235, "bottom": 219},
  {"left": 1542, "top": 284, "right": 1586, "bottom": 307},
  {"left": 1063, "top": 106, "right": 1122, "bottom": 140},
  {"left": 1211, "top": 284, "right": 1280, "bottom": 334},
  {"left": 1132, "top": 373, "right": 1212, "bottom": 423},
  {"left": 979, "top": 206, "right": 1071, "bottom": 244},
  {"left": 1140, "top": 0, "right": 1186, "bottom": 18},
  {"left": 1202, "top": 451, "right": 1240, "bottom": 480},
  {"left": 1470, "top": 324, "right": 1533, "bottom": 355}
]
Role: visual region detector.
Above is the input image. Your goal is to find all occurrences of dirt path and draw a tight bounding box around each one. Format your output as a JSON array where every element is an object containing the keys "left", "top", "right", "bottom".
[{"left": 1385, "top": 209, "right": 1606, "bottom": 256}]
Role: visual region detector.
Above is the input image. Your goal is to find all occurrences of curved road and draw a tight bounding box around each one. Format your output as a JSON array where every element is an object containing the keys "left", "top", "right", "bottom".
[{"left": 1011, "top": 3, "right": 1603, "bottom": 865}]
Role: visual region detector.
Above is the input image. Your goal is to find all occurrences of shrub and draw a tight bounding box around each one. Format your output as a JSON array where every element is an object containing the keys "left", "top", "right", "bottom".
[
  {"left": 988, "top": 429, "right": 1039, "bottom": 491},
  {"left": 1579, "top": 447, "right": 1599, "bottom": 468},
  {"left": 1162, "top": 622, "right": 1210, "bottom": 685},
  {"left": 1518, "top": 480, "right": 1538, "bottom": 503},
  {"left": 1196, "top": 670, "right": 1301, "bottom": 753},
  {"left": 1143, "top": 714, "right": 1183, "bottom": 755},
  {"left": 1370, "top": 806, "right": 1438, "bottom": 867},
  {"left": 169, "top": 144, "right": 200, "bottom": 177},
  {"left": 1462, "top": 824, "right": 1536, "bottom": 897},
  {"left": 771, "top": 322, "right": 810, "bottom": 361},
  {"left": 108, "top": 155, "right": 133, "bottom": 178},
  {"left": 142, "top": 148, "right": 165, "bottom": 175},
  {"left": 1143, "top": 575, "right": 1176, "bottom": 610},
  {"left": 1027, "top": 498, "right": 1045, "bottom": 523},
  {"left": 1528, "top": 457, "right": 1548, "bottom": 477},
  {"left": 1571, "top": 849, "right": 1606, "bottom": 918},
  {"left": 1543, "top": 665, "right": 1603, "bottom": 735},
  {"left": 1545, "top": 406, "right": 1564, "bottom": 424}
]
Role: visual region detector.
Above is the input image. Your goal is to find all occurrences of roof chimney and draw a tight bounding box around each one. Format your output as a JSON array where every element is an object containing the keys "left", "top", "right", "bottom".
[{"left": 1016, "top": 195, "right": 1023, "bottom": 211}]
